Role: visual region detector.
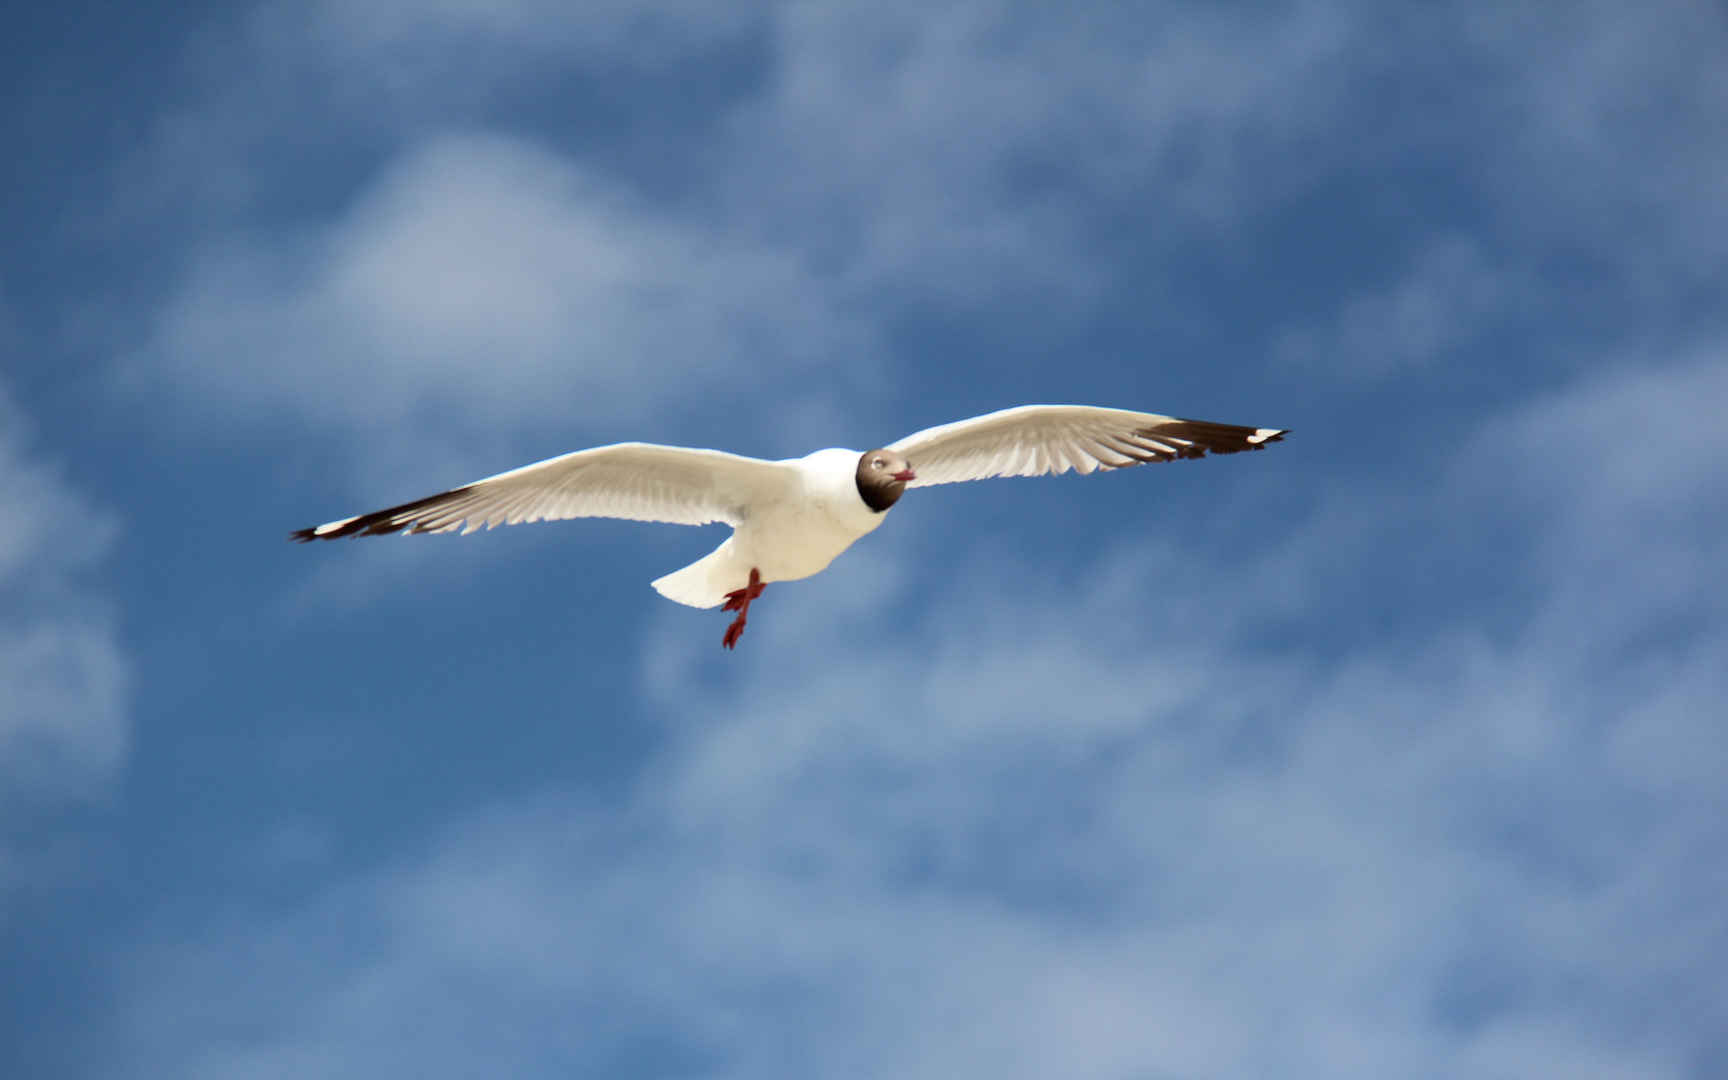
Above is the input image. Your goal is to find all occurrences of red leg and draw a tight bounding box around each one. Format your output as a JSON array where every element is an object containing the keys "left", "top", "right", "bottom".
[{"left": 720, "top": 568, "right": 765, "bottom": 649}]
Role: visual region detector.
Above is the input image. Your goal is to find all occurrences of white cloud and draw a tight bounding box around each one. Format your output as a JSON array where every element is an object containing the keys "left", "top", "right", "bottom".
[
  {"left": 70, "top": 2, "right": 1728, "bottom": 1072},
  {"left": 130, "top": 0, "right": 1728, "bottom": 398},
  {"left": 115, "top": 352, "right": 1723, "bottom": 1077},
  {"left": 713, "top": 1, "right": 1358, "bottom": 308},
  {"left": 1273, "top": 236, "right": 1524, "bottom": 376},
  {"left": 143, "top": 131, "right": 881, "bottom": 492},
  {"left": 0, "top": 377, "right": 130, "bottom": 892},
  {"left": 0, "top": 620, "right": 128, "bottom": 804},
  {"left": 136, "top": 0, "right": 1371, "bottom": 392},
  {"left": 308, "top": 0, "right": 761, "bottom": 63},
  {"left": 1467, "top": 0, "right": 1728, "bottom": 284},
  {"left": 130, "top": 0, "right": 1728, "bottom": 490}
]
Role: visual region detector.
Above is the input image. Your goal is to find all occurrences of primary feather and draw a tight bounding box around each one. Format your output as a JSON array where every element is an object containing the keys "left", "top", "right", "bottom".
[
  {"left": 887, "top": 405, "right": 1284, "bottom": 487},
  {"left": 290, "top": 443, "right": 795, "bottom": 541}
]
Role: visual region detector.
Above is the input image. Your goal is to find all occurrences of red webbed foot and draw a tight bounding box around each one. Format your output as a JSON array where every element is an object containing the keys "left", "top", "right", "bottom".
[
  {"left": 722, "top": 615, "right": 748, "bottom": 649},
  {"left": 720, "top": 568, "right": 765, "bottom": 650}
]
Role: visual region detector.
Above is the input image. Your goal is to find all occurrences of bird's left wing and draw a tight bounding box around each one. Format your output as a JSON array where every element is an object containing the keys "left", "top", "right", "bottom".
[
  {"left": 887, "top": 405, "right": 1285, "bottom": 487},
  {"left": 291, "top": 442, "right": 796, "bottom": 541}
]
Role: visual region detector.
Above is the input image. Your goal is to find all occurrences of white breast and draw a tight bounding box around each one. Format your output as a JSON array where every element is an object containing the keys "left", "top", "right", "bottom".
[{"left": 733, "top": 448, "right": 888, "bottom": 583}]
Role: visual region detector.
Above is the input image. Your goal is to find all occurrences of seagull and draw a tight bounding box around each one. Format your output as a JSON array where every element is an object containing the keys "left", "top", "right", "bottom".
[{"left": 293, "top": 405, "right": 1286, "bottom": 648}]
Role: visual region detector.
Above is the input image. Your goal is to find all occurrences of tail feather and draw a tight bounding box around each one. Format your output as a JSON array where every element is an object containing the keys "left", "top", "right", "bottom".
[{"left": 651, "top": 540, "right": 740, "bottom": 609}]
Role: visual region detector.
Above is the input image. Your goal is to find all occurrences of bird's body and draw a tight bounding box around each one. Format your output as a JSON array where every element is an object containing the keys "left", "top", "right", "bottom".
[
  {"left": 294, "top": 405, "right": 1287, "bottom": 647},
  {"left": 649, "top": 448, "right": 893, "bottom": 608}
]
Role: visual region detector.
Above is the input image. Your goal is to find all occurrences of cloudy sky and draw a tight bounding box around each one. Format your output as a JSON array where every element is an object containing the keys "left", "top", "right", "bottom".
[{"left": 5, "top": 2, "right": 1726, "bottom": 1076}]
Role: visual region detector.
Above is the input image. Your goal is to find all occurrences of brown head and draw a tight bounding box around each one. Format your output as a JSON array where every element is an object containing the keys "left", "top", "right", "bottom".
[{"left": 855, "top": 449, "right": 916, "bottom": 513}]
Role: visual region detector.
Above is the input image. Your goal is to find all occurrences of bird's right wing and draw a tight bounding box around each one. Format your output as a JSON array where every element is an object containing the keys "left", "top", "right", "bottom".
[
  {"left": 291, "top": 442, "right": 797, "bottom": 541},
  {"left": 887, "top": 405, "right": 1286, "bottom": 487}
]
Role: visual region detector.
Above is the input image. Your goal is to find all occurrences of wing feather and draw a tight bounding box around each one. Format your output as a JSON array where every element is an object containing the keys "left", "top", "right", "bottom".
[
  {"left": 291, "top": 442, "right": 794, "bottom": 542},
  {"left": 887, "top": 405, "right": 1286, "bottom": 487}
]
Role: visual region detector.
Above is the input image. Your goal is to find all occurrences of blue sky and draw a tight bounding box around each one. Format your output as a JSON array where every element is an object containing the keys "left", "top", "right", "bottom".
[{"left": 4, "top": 1, "right": 1726, "bottom": 1076}]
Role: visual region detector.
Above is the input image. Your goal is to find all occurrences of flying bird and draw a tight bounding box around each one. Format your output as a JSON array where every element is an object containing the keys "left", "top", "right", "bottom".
[{"left": 293, "top": 405, "right": 1286, "bottom": 648}]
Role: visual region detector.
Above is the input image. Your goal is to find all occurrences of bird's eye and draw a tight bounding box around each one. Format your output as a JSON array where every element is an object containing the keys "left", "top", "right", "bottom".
[{"left": 872, "top": 458, "right": 885, "bottom": 468}]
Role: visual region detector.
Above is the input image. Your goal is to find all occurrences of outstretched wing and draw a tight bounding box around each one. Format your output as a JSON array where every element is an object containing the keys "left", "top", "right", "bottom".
[
  {"left": 887, "top": 405, "right": 1285, "bottom": 487},
  {"left": 291, "top": 442, "right": 796, "bottom": 541}
]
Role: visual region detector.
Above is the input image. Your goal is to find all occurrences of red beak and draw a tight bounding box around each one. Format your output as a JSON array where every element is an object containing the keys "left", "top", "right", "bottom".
[{"left": 892, "top": 468, "right": 917, "bottom": 482}]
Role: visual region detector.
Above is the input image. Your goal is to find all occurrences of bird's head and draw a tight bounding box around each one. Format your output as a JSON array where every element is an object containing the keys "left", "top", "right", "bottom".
[{"left": 856, "top": 449, "right": 916, "bottom": 512}]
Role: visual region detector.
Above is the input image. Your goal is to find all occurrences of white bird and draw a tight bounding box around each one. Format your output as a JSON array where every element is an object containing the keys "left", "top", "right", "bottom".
[{"left": 293, "top": 405, "right": 1286, "bottom": 648}]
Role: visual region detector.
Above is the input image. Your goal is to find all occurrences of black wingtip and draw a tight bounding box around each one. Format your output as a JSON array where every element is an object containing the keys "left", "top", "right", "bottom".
[
  {"left": 289, "top": 484, "right": 477, "bottom": 544},
  {"left": 1151, "top": 419, "right": 1290, "bottom": 458}
]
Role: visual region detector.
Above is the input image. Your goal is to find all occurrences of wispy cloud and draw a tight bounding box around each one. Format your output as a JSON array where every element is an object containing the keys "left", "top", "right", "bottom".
[
  {"left": 706, "top": 1, "right": 1361, "bottom": 311},
  {"left": 1273, "top": 236, "right": 1523, "bottom": 377},
  {"left": 0, "top": 375, "right": 129, "bottom": 893},
  {"left": 115, "top": 352, "right": 1725, "bottom": 1078},
  {"left": 128, "top": 0, "right": 1727, "bottom": 443},
  {"left": 57, "top": 4, "right": 1728, "bottom": 1076},
  {"left": 1467, "top": 0, "right": 1728, "bottom": 285},
  {"left": 308, "top": 0, "right": 762, "bottom": 62},
  {"left": 130, "top": 0, "right": 1369, "bottom": 429},
  {"left": 140, "top": 132, "right": 880, "bottom": 493}
]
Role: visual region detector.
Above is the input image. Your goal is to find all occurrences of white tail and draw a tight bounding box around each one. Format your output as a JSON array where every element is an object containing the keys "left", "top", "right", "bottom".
[{"left": 650, "top": 539, "right": 741, "bottom": 609}]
